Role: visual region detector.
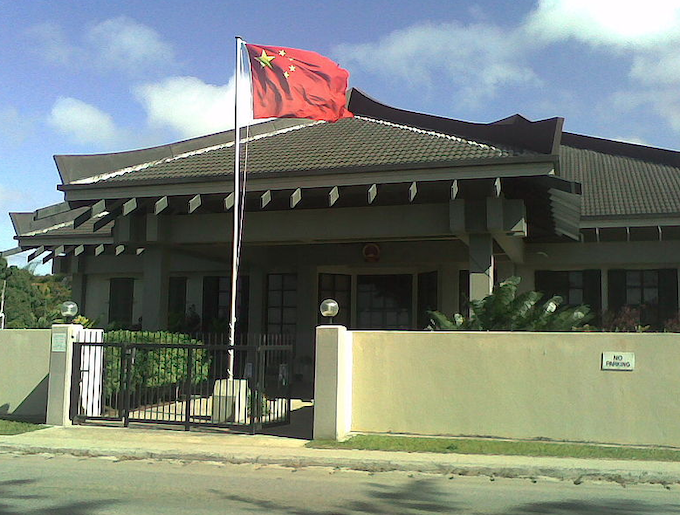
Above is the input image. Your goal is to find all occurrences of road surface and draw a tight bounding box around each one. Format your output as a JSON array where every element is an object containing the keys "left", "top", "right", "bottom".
[{"left": 1, "top": 452, "right": 679, "bottom": 514}]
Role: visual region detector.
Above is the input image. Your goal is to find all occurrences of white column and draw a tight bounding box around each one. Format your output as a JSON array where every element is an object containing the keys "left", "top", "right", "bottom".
[
  {"left": 46, "top": 324, "right": 83, "bottom": 426},
  {"left": 313, "top": 325, "right": 353, "bottom": 441}
]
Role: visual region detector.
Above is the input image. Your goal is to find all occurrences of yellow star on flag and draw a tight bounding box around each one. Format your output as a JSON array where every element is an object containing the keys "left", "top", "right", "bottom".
[
  {"left": 255, "top": 50, "right": 276, "bottom": 69},
  {"left": 278, "top": 49, "right": 286, "bottom": 56}
]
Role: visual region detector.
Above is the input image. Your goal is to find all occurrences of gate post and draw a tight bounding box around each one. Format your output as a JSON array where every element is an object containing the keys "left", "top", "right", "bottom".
[
  {"left": 313, "top": 325, "right": 353, "bottom": 441},
  {"left": 46, "top": 324, "right": 83, "bottom": 426}
]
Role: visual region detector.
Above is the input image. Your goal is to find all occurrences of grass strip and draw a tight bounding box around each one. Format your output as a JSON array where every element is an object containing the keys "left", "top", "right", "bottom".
[
  {"left": 0, "top": 420, "right": 46, "bottom": 435},
  {"left": 308, "top": 434, "right": 680, "bottom": 462}
]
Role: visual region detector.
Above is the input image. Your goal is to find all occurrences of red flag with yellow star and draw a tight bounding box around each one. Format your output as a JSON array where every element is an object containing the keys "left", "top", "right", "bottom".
[{"left": 245, "top": 43, "right": 352, "bottom": 122}]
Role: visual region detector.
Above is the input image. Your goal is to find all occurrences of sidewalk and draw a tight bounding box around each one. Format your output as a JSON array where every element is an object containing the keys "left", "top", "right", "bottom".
[{"left": 2, "top": 424, "right": 680, "bottom": 486}]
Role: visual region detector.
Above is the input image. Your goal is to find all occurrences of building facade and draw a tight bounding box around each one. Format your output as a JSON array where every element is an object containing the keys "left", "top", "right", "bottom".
[{"left": 7, "top": 89, "right": 680, "bottom": 374}]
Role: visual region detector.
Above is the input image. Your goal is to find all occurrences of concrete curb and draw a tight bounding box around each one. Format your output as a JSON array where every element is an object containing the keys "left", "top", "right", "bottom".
[{"left": 2, "top": 443, "right": 679, "bottom": 486}]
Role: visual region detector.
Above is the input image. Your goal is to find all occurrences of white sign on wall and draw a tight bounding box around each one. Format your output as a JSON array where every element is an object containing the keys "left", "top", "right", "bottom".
[
  {"left": 51, "top": 333, "right": 67, "bottom": 352},
  {"left": 602, "top": 352, "right": 635, "bottom": 371}
]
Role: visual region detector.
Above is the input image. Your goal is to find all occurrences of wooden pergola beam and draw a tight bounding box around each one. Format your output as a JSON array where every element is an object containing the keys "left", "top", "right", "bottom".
[
  {"left": 328, "top": 186, "right": 339, "bottom": 207},
  {"left": 290, "top": 188, "right": 302, "bottom": 209}
]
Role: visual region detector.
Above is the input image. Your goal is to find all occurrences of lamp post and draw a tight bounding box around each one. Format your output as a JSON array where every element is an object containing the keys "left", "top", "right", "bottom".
[{"left": 319, "top": 298, "right": 339, "bottom": 324}]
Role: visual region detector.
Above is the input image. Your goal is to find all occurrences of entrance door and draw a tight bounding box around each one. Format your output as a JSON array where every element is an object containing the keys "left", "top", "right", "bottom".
[{"left": 357, "top": 274, "right": 412, "bottom": 329}]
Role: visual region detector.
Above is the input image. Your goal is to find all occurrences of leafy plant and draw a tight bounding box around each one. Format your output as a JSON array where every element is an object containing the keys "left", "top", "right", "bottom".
[
  {"left": 601, "top": 306, "right": 649, "bottom": 332},
  {"left": 103, "top": 330, "right": 212, "bottom": 399},
  {"left": 428, "top": 276, "right": 592, "bottom": 331},
  {"left": 0, "top": 258, "right": 72, "bottom": 328}
]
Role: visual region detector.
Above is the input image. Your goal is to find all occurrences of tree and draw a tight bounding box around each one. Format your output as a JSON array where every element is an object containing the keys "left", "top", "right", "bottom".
[
  {"left": 428, "top": 276, "right": 593, "bottom": 332},
  {"left": 0, "top": 257, "right": 72, "bottom": 328}
]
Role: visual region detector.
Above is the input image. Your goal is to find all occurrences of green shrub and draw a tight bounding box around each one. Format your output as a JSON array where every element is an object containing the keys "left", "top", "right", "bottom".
[
  {"left": 103, "top": 331, "right": 211, "bottom": 398},
  {"left": 428, "top": 276, "right": 592, "bottom": 332}
]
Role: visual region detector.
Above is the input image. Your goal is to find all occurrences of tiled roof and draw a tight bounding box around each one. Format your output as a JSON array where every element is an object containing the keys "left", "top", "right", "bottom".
[
  {"left": 560, "top": 145, "right": 680, "bottom": 218},
  {"left": 89, "top": 116, "right": 532, "bottom": 185}
]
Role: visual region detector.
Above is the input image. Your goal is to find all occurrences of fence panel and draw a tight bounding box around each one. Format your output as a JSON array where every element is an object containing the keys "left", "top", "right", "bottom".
[{"left": 72, "top": 331, "right": 293, "bottom": 432}]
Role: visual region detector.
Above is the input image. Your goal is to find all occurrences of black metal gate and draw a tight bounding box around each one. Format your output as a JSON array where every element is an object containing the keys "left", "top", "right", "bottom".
[{"left": 71, "top": 331, "right": 293, "bottom": 432}]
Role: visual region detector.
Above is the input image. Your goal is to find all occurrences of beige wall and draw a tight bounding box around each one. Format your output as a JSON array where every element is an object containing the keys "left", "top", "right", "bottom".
[
  {"left": 350, "top": 331, "right": 680, "bottom": 447},
  {"left": 0, "top": 330, "right": 51, "bottom": 422}
]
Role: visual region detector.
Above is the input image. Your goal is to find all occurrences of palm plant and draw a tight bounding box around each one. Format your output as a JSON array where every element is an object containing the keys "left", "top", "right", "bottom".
[{"left": 428, "top": 276, "right": 592, "bottom": 331}]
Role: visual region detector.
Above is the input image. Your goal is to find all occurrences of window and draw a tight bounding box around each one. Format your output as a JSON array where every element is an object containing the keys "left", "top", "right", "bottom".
[
  {"left": 168, "top": 277, "right": 187, "bottom": 317},
  {"left": 266, "top": 273, "right": 297, "bottom": 334},
  {"left": 608, "top": 269, "right": 678, "bottom": 328},
  {"left": 417, "top": 271, "right": 438, "bottom": 329},
  {"left": 318, "top": 273, "right": 351, "bottom": 326},
  {"left": 108, "top": 278, "right": 134, "bottom": 329},
  {"left": 534, "top": 270, "right": 601, "bottom": 311},
  {"left": 356, "top": 274, "right": 412, "bottom": 330},
  {"left": 202, "top": 276, "right": 249, "bottom": 333}
]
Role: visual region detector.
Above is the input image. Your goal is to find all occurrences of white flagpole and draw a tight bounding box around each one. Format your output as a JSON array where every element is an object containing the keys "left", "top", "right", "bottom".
[{"left": 228, "top": 36, "right": 245, "bottom": 376}]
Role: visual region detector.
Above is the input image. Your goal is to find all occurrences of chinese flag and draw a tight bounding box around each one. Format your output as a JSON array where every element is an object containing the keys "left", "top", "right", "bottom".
[{"left": 245, "top": 43, "right": 353, "bottom": 122}]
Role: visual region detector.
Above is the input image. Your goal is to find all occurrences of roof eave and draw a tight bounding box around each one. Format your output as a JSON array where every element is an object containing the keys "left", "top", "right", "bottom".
[{"left": 57, "top": 153, "right": 560, "bottom": 195}]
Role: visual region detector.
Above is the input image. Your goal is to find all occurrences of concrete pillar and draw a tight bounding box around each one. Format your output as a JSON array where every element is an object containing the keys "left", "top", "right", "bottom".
[
  {"left": 313, "top": 325, "right": 353, "bottom": 441},
  {"left": 142, "top": 247, "right": 169, "bottom": 331},
  {"left": 468, "top": 233, "right": 494, "bottom": 301},
  {"left": 46, "top": 324, "right": 82, "bottom": 426}
]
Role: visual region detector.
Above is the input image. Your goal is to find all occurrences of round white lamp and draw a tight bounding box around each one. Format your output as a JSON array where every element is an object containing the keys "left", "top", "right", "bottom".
[
  {"left": 60, "top": 301, "right": 79, "bottom": 322},
  {"left": 319, "top": 298, "right": 339, "bottom": 324}
]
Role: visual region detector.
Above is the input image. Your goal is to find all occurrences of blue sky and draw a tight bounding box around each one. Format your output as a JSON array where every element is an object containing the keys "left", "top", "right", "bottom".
[{"left": 3, "top": 1, "right": 680, "bottom": 271}]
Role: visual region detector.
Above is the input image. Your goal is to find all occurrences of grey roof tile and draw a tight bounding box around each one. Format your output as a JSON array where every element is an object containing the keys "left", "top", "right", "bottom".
[
  {"left": 560, "top": 145, "right": 680, "bottom": 218},
  {"left": 96, "top": 117, "right": 532, "bottom": 185}
]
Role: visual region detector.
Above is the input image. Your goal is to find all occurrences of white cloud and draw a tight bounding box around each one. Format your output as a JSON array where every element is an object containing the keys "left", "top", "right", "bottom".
[
  {"left": 524, "top": 0, "right": 680, "bottom": 48},
  {"left": 26, "top": 17, "right": 177, "bottom": 76},
  {"left": 25, "top": 22, "right": 78, "bottom": 65},
  {"left": 334, "top": 21, "right": 538, "bottom": 107},
  {"left": 0, "top": 106, "right": 35, "bottom": 146},
  {"left": 48, "top": 97, "right": 124, "bottom": 147},
  {"left": 86, "top": 16, "right": 176, "bottom": 75},
  {"left": 134, "top": 75, "right": 252, "bottom": 139},
  {"left": 631, "top": 51, "right": 680, "bottom": 86}
]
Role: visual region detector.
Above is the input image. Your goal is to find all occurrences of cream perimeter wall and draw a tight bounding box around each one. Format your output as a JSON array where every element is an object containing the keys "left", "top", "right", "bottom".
[
  {"left": 0, "top": 330, "right": 51, "bottom": 422},
  {"left": 349, "top": 331, "right": 680, "bottom": 447}
]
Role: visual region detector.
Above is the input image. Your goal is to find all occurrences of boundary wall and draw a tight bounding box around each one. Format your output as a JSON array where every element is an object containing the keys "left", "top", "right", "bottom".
[
  {"left": 314, "top": 327, "right": 680, "bottom": 446},
  {"left": 0, "top": 329, "right": 51, "bottom": 423}
]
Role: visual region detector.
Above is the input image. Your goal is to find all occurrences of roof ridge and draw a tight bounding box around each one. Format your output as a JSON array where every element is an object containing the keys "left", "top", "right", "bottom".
[{"left": 71, "top": 121, "right": 321, "bottom": 185}]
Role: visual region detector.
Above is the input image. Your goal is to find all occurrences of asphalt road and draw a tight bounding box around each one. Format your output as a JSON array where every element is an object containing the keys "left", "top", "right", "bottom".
[{"left": 1, "top": 453, "right": 679, "bottom": 514}]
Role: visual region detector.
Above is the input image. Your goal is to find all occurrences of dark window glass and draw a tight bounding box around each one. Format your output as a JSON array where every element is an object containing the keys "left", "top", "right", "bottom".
[
  {"left": 535, "top": 270, "right": 601, "bottom": 311},
  {"left": 625, "top": 270, "right": 660, "bottom": 326},
  {"left": 318, "top": 273, "right": 351, "bottom": 326},
  {"left": 356, "top": 274, "right": 412, "bottom": 330},
  {"left": 109, "top": 278, "right": 134, "bottom": 329},
  {"left": 168, "top": 277, "right": 187, "bottom": 316},
  {"left": 458, "top": 270, "right": 470, "bottom": 316},
  {"left": 609, "top": 269, "right": 678, "bottom": 329},
  {"left": 202, "top": 276, "right": 249, "bottom": 334},
  {"left": 417, "top": 271, "right": 438, "bottom": 329},
  {"left": 267, "top": 273, "right": 297, "bottom": 334},
  {"left": 535, "top": 270, "right": 601, "bottom": 325}
]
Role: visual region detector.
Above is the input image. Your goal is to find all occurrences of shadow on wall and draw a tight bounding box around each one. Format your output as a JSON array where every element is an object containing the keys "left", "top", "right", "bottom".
[{"left": 0, "top": 375, "right": 49, "bottom": 423}]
